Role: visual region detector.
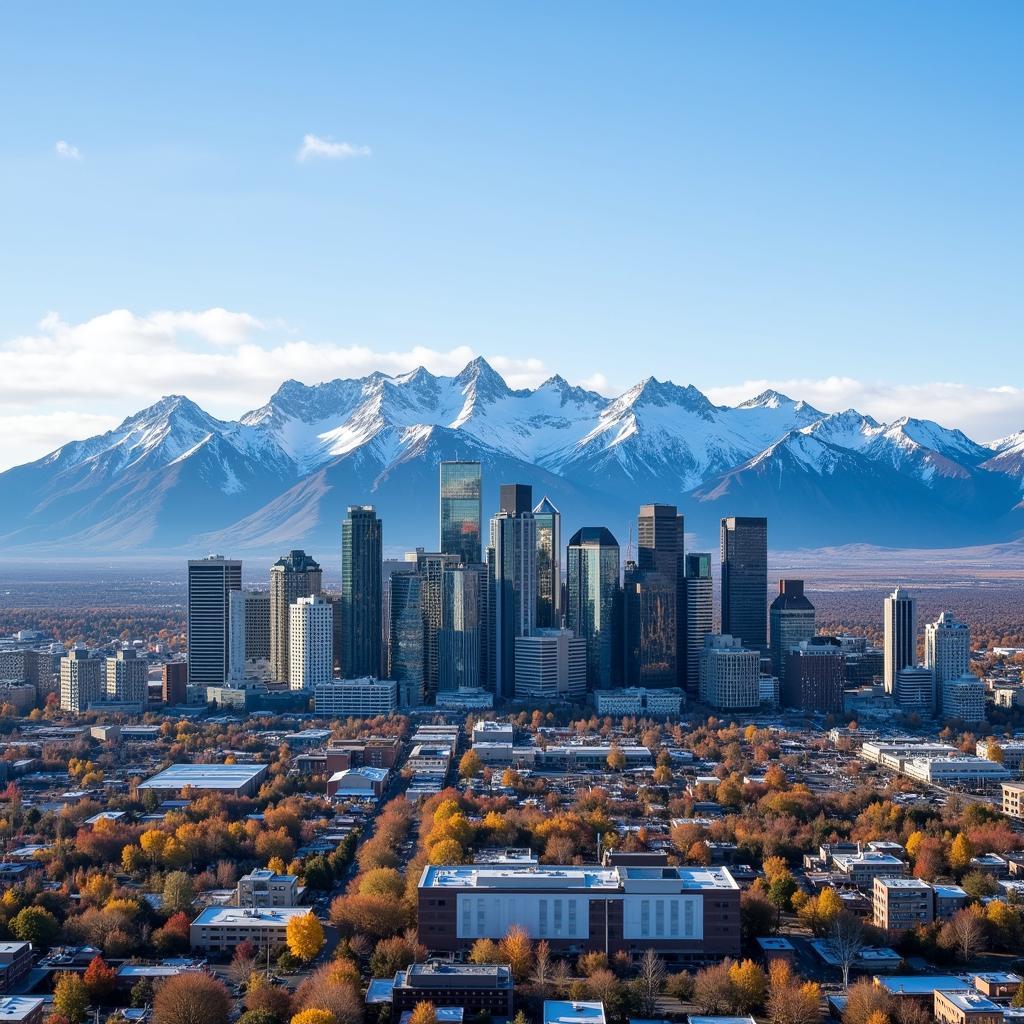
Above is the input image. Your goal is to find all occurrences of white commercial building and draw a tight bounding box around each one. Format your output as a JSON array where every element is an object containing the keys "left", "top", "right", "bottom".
[
  {"left": 593, "top": 687, "right": 685, "bottom": 717},
  {"left": 902, "top": 755, "right": 1010, "bottom": 788},
  {"left": 925, "top": 611, "right": 970, "bottom": 686},
  {"left": 894, "top": 666, "right": 934, "bottom": 714},
  {"left": 189, "top": 906, "right": 314, "bottom": 952},
  {"left": 288, "top": 595, "right": 334, "bottom": 691},
  {"left": 940, "top": 673, "right": 985, "bottom": 723},
  {"left": 513, "top": 629, "right": 586, "bottom": 702},
  {"left": 313, "top": 677, "right": 398, "bottom": 716},
  {"left": 699, "top": 635, "right": 759, "bottom": 710}
]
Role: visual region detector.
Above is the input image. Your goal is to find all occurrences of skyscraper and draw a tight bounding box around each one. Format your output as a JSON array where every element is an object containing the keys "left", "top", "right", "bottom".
[
  {"left": 439, "top": 461, "right": 482, "bottom": 564},
  {"left": 533, "top": 496, "right": 562, "bottom": 628},
  {"left": 187, "top": 556, "right": 242, "bottom": 686},
  {"left": 623, "top": 504, "right": 683, "bottom": 687},
  {"left": 270, "top": 550, "right": 322, "bottom": 683},
  {"left": 720, "top": 517, "right": 768, "bottom": 650},
  {"left": 883, "top": 586, "right": 917, "bottom": 693},
  {"left": 489, "top": 484, "right": 537, "bottom": 698},
  {"left": 439, "top": 563, "right": 488, "bottom": 692},
  {"left": 925, "top": 611, "right": 970, "bottom": 687},
  {"left": 769, "top": 579, "right": 816, "bottom": 676},
  {"left": 341, "top": 506, "right": 383, "bottom": 678},
  {"left": 566, "top": 527, "right": 620, "bottom": 689},
  {"left": 683, "top": 552, "right": 713, "bottom": 695},
  {"left": 389, "top": 570, "right": 425, "bottom": 707},
  {"left": 288, "top": 594, "right": 334, "bottom": 691},
  {"left": 414, "top": 550, "right": 459, "bottom": 695}
]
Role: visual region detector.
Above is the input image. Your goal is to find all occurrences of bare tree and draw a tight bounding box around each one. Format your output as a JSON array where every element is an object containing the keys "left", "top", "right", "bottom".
[
  {"left": 829, "top": 912, "right": 866, "bottom": 989},
  {"left": 531, "top": 940, "right": 552, "bottom": 997},
  {"left": 940, "top": 908, "right": 985, "bottom": 963},
  {"left": 638, "top": 948, "right": 667, "bottom": 1017},
  {"left": 551, "top": 958, "right": 572, "bottom": 997}
]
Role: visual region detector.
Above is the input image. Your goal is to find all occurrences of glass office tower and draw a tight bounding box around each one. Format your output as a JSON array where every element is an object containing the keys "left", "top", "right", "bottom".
[
  {"left": 566, "top": 527, "right": 620, "bottom": 689},
  {"left": 533, "top": 496, "right": 562, "bottom": 628},
  {"left": 439, "top": 461, "right": 482, "bottom": 565}
]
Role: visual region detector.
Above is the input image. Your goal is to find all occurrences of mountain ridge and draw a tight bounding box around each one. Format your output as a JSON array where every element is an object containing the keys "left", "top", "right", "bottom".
[{"left": 2, "top": 358, "right": 1022, "bottom": 555}]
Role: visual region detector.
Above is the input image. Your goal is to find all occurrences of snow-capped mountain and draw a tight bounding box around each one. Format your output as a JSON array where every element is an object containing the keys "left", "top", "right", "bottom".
[{"left": 1, "top": 359, "right": 1022, "bottom": 554}]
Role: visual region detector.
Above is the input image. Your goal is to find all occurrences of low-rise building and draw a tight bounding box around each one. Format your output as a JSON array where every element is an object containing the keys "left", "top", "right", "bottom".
[
  {"left": 417, "top": 862, "right": 740, "bottom": 962},
  {"left": 327, "top": 766, "right": 389, "bottom": 799},
  {"left": 833, "top": 852, "right": 906, "bottom": 888},
  {"left": 933, "top": 990, "right": 1002, "bottom": 1024},
  {"left": 138, "top": 763, "right": 268, "bottom": 798},
  {"left": 0, "top": 997, "right": 45, "bottom": 1024},
  {"left": 593, "top": 688, "right": 685, "bottom": 717},
  {"left": 391, "top": 962, "right": 514, "bottom": 1018},
  {"left": 544, "top": 1003, "right": 606, "bottom": 1024},
  {"left": 1002, "top": 781, "right": 1024, "bottom": 820},
  {"left": 972, "top": 973, "right": 1022, "bottom": 1000},
  {"left": 236, "top": 869, "right": 300, "bottom": 908},
  {"left": 0, "top": 944, "right": 33, "bottom": 994},
  {"left": 313, "top": 677, "right": 398, "bottom": 716},
  {"left": 873, "top": 877, "right": 933, "bottom": 933},
  {"left": 189, "top": 907, "right": 315, "bottom": 952}
]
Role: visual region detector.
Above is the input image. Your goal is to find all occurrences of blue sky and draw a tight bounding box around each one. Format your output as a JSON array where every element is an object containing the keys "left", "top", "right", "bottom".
[{"left": 0, "top": 2, "right": 1022, "bottom": 466}]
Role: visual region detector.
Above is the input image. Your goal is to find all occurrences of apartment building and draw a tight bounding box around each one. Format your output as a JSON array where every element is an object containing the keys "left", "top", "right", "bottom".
[
  {"left": 236, "top": 869, "right": 300, "bottom": 908},
  {"left": 873, "top": 877, "right": 933, "bottom": 933}
]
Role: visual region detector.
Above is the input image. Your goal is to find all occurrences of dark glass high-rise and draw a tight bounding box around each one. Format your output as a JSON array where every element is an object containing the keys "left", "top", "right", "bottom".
[
  {"left": 720, "top": 516, "right": 768, "bottom": 650},
  {"left": 439, "top": 461, "right": 482, "bottom": 564}
]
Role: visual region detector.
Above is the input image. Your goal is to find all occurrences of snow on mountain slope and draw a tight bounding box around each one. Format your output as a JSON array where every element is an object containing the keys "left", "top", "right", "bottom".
[{"left": 2, "top": 357, "right": 1024, "bottom": 553}]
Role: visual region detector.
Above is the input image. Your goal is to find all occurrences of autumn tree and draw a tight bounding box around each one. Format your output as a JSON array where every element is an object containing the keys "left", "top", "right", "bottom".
[
  {"left": 606, "top": 745, "right": 626, "bottom": 772},
  {"left": 83, "top": 956, "right": 117, "bottom": 1001},
  {"left": 458, "top": 750, "right": 483, "bottom": 780},
  {"left": 290, "top": 1012, "right": 336, "bottom": 1024},
  {"left": 287, "top": 911, "right": 326, "bottom": 962},
  {"left": 843, "top": 978, "right": 893, "bottom": 1024},
  {"left": 54, "top": 973, "right": 90, "bottom": 1024},
  {"left": 162, "top": 871, "right": 196, "bottom": 914},
  {"left": 950, "top": 833, "right": 973, "bottom": 874},
  {"left": 154, "top": 974, "right": 232, "bottom": 1024},
  {"left": 499, "top": 925, "right": 533, "bottom": 982},
  {"left": 729, "top": 959, "right": 768, "bottom": 1014},
  {"left": 407, "top": 1004, "right": 437, "bottom": 1024}
]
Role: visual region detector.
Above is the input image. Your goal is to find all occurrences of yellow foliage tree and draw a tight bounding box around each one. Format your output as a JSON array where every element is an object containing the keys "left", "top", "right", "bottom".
[
  {"left": 408, "top": 1003, "right": 438, "bottom": 1024},
  {"left": 950, "top": 833, "right": 973, "bottom": 873},
  {"left": 286, "top": 911, "right": 325, "bottom": 961},
  {"left": 291, "top": 1010, "right": 336, "bottom": 1024}
]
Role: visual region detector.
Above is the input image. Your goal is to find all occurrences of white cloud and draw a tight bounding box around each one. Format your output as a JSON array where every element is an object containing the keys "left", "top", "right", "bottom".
[
  {"left": 297, "top": 134, "right": 371, "bottom": 162},
  {"left": 55, "top": 140, "right": 82, "bottom": 160},
  {"left": 0, "top": 411, "right": 120, "bottom": 470}
]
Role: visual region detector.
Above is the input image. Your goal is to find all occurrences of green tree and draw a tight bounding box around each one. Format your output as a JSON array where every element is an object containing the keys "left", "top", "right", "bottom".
[
  {"left": 10, "top": 905, "right": 59, "bottom": 947},
  {"left": 162, "top": 871, "right": 196, "bottom": 914}
]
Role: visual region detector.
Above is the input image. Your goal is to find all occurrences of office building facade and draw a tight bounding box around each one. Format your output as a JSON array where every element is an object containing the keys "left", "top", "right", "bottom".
[
  {"left": 187, "top": 556, "right": 242, "bottom": 686},
  {"left": 105, "top": 647, "right": 148, "bottom": 705},
  {"left": 783, "top": 638, "right": 845, "bottom": 714},
  {"left": 439, "top": 563, "right": 487, "bottom": 692},
  {"left": 270, "top": 550, "right": 322, "bottom": 683},
  {"left": 925, "top": 611, "right": 971, "bottom": 694},
  {"left": 60, "top": 648, "right": 103, "bottom": 713},
  {"left": 389, "top": 570, "right": 425, "bottom": 707},
  {"left": 720, "top": 517, "right": 768, "bottom": 650},
  {"left": 341, "top": 506, "right": 382, "bottom": 678},
  {"left": 489, "top": 484, "right": 537, "bottom": 698},
  {"left": 439, "top": 461, "right": 482, "bottom": 565},
  {"left": 769, "top": 579, "right": 815, "bottom": 676},
  {"left": 566, "top": 527, "right": 620, "bottom": 690},
  {"left": 534, "top": 496, "right": 562, "bottom": 629},
  {"left": 699, "top": 634, "right": 760, "bottom": 710},
  {"left": 683, "top": 552, "right": 713, "bottom": 695},
  {"left": 884, "top": 587, "right": 917, "bottom": 693},
  {"left": 288, "top": 595, "right": 334, "bottom": 690},
  {"left": 513, "top": 628, "right": 587, "bottom": 702}
]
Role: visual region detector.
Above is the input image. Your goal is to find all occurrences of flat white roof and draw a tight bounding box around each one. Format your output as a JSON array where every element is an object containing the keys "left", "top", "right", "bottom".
[
  {"left": 191, "top": 907, "right": 312, "bottom": 927},
  {"left": 422, "top": 864, "right": 620, "bottom": 890},
  {"left": 544, "top": 1002, "right": 607, "bottom": 1024},
  {"left": 139, "top": 763, "right": 267, "bottom": 790}
]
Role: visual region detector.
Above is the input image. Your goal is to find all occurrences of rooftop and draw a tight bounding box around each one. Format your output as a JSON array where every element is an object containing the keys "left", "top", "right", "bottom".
[
  {"left": 0, "top": 999, "right": 45, "bottom": 1019},
  {"left": 544, "top": 1002, "right": 607, "bottom": 1024},
  {"left": 138, "top": 763, "right": 267, "bottom": 791},
  {"left": 191, "top": 907, "right": 313, "bottom": 927},
  {"left": 421, "top": 864, "right": 620, "bottom": 890},
  {"left": 937, "top": 991, "right": 1002, "bottom": 1012},
  {"left": 877, "top": 976, "right": 971, "bottom": 996},
  {"left": 875, "top": 877, "right": 931, "bottom": 890}
]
